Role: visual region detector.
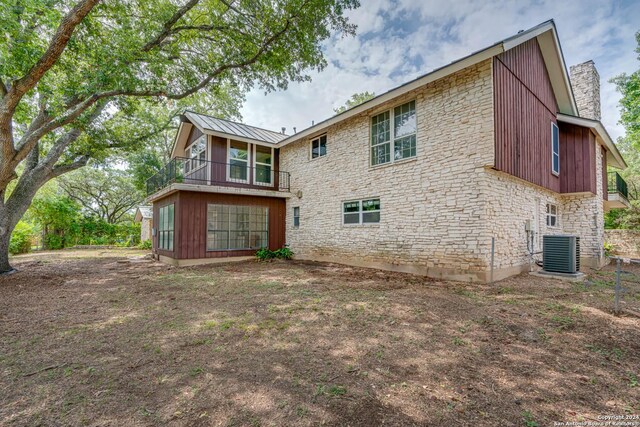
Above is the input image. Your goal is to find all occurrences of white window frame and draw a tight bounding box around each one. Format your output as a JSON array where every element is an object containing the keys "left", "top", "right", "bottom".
[
  {"left": 253, "top": 144, "right": 274, "bottom": 186},
  {"left": 370, "top": 100, "right": 417, "bottom": 167},
  {"left": 546, "top": 203, "right": 559, "bottom": 228},
  {"left": 185, "top": 135, "right": 207, "bottom": 174},
  {"left": 342, "top": 198, "right": 381, "bottom": 226},
  {"left": 227, "top": 139, "right": 250, "bottom": 184},
  {"left": 310, "top": 134, "right": 327, "bottom": 160},
  {"left": 551, "top": 122, "right": 560, "bottom": 176}
]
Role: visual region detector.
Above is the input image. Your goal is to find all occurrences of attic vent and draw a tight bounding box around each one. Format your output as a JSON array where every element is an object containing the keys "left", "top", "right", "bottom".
[{"left": 542, "top": 235, "right": 580, "bottom": 274}]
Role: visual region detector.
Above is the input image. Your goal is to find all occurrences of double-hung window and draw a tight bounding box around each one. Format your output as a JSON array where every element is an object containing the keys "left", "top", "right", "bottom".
[
  {"left": 158, "top": 204, "right": 174, "bottom": 251},
  {"left": 185, "top": 136, "right": 206, "bottom": 173},
  {"left": 371, "top": 100, "right": 416, "bottom": 166},
  {"left": 254, "top": 145, "right": 273, "bottom": 185},
  {"left": 343, "top": 199, "right": 380, "bottom": 225},
  {"left": 551, "top": 122, "right": 560, "bottom": 175},
  {"left": 207, "top": 205, "right": 269, "bottom": 250},
  {"left": 311, "top": 134, "right": 327, "bottom": 159},
  {"left": 546, "top": 203, "right": 558, "bottom": 227},
  {"left": 228, "top": 140, "right": 249, "bottom": 183}
]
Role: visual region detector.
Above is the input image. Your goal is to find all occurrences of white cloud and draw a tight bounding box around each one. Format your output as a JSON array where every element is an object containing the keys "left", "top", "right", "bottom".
[{"left": 240, "top": 0, "right": 639, "bottom": 142}]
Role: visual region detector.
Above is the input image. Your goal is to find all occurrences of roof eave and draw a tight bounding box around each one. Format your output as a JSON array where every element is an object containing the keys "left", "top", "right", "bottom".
[
  {"left": 275, "top": 43, "right": 504, "bottom": 148},
  {"left": 557, "top": 114, "right": 627, "bottom": 169}
]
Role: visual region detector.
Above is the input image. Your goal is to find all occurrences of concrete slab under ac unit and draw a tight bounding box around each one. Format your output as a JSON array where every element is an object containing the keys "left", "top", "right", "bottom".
[{"left": 529, "top": 270, "right": 586, "bottom": 282}]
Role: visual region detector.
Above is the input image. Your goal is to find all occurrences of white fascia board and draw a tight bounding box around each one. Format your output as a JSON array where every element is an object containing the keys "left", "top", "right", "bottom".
[
  {"left": 170, "top": 122, "right": 192, "bottom": 159},
  {"left": 557, "top": 114, "right": 627, "bottom": 169},
  {"left": 276, "top": 44, "right": 504, "bottom": 148}
]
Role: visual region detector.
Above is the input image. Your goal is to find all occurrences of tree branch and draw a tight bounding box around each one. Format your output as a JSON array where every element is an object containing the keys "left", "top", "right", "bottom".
[
  {"left": 1, "top": 0, "right": 100, "bottom": 114},
  {"left": 141, "top": 0, "right": 200, "bottom": 52}
]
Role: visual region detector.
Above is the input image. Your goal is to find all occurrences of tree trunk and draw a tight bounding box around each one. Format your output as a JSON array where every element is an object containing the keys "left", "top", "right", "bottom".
[
  {"left": 0, "top": 199, "right": 16, "bottom": 273},
  {"left": 0, "top": 174, "right": 45, "bottom": 274}
]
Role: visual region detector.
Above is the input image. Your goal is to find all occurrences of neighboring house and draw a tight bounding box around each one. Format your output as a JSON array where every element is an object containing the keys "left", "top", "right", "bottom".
[
  {"left": 145, "top": 20, "right": 630, "bottom": 282},
  {"left": 134, "top": 206, "right": 153, "bottom": 242}
]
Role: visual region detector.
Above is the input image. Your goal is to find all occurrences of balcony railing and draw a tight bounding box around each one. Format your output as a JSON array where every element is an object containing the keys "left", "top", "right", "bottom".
[
  {"left": 608, "top": 171, "right": 629, "bottom": 200},
  {"left": 146, "top": 157, "right": 290, "bottom": 196}
]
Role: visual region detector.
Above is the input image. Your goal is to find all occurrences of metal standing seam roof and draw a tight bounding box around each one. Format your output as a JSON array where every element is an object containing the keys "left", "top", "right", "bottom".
[{"left": 184, "top": 111, "right": 288, "bottom": 144}]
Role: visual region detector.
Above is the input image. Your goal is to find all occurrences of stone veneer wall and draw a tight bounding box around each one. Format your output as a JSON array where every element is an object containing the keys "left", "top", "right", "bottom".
[
  {"left": 279, "top": 59, "right": 607, "bottom": 282},
  {"left": 569, "top": 61, "right": 601, "bottom": 121},
  {"left": 280, "top": 60, "right": 495, "bottom": 282},
  {"left": 605, "top": 230, "right": 640, "bottom": 258}
]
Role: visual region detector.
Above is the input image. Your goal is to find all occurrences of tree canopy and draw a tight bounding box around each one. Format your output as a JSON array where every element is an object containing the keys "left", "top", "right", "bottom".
[
  {"left": 0, "top": 0, "right": 360, "bottom": 272},
  {"left": 333, "top": 91, "right": 375, "bottom": 114}
]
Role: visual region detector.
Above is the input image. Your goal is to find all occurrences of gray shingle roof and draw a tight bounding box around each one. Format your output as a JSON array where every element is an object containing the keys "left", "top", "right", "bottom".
[{"left": 184, "top": 111, "right": 288, "bottom": 144}]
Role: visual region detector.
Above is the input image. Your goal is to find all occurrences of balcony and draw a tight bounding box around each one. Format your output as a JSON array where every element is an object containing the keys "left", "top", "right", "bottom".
[
  {"left": 146, "top": 157, "right": 290, "bottom": 198},
  {"left": 606, "top": 171, "right": 631, "bottom": 210}
]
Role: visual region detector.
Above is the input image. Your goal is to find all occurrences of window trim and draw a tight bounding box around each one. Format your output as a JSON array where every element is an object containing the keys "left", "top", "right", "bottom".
[
  {"left": 342, "top": 198, "right": 381, "bottom": 226},
  {"left": 293, "top": 206, "right": 300, "bottom": 228},
  {"left": 310, "top": 134, "right": 327, "bottom": 160},
  {"left": 227, "top": 139, "right": 250, "bottom": 184},
  {"left": 551, "top": 122, "right": 560, "bottom": 176},
  {"left": 185, "top": 135, "right": 207, "bottom": 174},
  {"left": 253, "top": 144, "right": 274, "bottom": 186},
  {"left": 370, "top": 99, "right": 417, "bottom": 167},
  {"left": 546, "top": 203, "right": 559, "bottom": 228}
]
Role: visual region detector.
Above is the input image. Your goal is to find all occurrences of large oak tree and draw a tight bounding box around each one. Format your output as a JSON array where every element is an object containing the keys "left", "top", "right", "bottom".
[{"left": 0, "top": 0, "right": 358, "bottom": 273}]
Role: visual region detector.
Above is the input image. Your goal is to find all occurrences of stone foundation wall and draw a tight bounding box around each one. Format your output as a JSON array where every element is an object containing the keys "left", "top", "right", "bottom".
[{"left": 605, "top": 230, "right": 640, "bottom": 258}]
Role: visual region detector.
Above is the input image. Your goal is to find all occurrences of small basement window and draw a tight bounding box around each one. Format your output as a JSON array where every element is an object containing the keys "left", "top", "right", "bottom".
[
  {"left": 551, "top": 122, "right": 559, "bottom": 175},
  {"left": 343, "top": 198, "right": 380, "bottom": 225},
  {"left": 293, "top": 207, "right": 300, "bottom": 228},
  {"left": 311, "top": 134, "right": 327, "bottom": 159},
  {"left": 546, "top": 203, "right": 558, "bottom": 227}
]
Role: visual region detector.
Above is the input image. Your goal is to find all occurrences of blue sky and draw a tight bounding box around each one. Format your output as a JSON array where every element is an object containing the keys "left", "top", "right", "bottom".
[{"left": 240, "top": 0, "right": 640, "bottom": 142}]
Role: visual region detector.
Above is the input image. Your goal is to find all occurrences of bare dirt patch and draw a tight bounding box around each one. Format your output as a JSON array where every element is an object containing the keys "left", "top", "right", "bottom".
[{"left": 1, "top": 251, "right": 639, "bottom": 426}]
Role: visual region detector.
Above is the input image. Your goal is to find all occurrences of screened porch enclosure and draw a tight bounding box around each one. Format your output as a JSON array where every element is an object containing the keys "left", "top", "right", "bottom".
[{"left": 207, "top": 205, "right": 269, "bottom": 251}]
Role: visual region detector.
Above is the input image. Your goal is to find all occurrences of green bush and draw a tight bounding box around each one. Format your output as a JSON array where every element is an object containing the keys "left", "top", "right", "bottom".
[
  {"left": 9, "top": 221, "right": 34, "bottom": 255},
  {"left": 138, "top": 240, "right": 152, "bottom": 250},
  {"left": 256, "top": 246, "right": 294, "bottom": 261},
  {"left": 44, "top": 234, "right": 64, "bottom": 250}
]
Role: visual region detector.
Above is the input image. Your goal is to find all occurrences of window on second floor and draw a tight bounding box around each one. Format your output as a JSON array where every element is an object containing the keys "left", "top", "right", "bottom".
[
  {"left": 228, "top": 140, "right": 249, "bottom": 183},
  {"left": 551, "top": 122, "right": 560, "bottom": 175},
  {"left": 185, "top": 136, "right": 206, "bottom": 173},
  {"left": 254, "top": 145, "right": 273, "bottom": 186},
  {"left": 311, "top": 134, "right": 327, "bottom": 159},
  {"left": 371, "top": 100, "right": 416, "bottom": 166}
]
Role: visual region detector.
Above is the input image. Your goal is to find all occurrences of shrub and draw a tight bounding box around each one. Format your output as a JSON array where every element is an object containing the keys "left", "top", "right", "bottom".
[
  {"left": 44, "top": 234, "right": 64, "bottom": 250},
  {"left": 139, "top": 240, "right": 152, "bottom": 250},
  {"left": 604, "top": 242, "right": 615, "bottom": 257},
  {"left": 9, "top": 221, "right": 34, "bottom": 255},
  {"left": 256, "top": 246, "right": 294, "bottom": 261}
]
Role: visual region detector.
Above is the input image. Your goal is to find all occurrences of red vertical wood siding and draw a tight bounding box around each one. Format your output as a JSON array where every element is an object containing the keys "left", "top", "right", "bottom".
[
  {"left": 152, "top": 192, "right": 181, "bottom": 258},
  {"left": 558, "top": 122, "right": 597, "bottom": 194},
  {"left": 176, "top": 191, "right": 285, "bottom": 259},
  {"left": 187, "top": 126, "right": 203, "bottom": 146},
  {"left": 494, "top": 38, "right": 561, "bottom": 192}
]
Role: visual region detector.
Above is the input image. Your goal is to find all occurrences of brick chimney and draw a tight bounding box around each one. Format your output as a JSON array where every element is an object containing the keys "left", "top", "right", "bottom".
[{"left": 569, "top": 60, "right": 601, "bottom": 121}]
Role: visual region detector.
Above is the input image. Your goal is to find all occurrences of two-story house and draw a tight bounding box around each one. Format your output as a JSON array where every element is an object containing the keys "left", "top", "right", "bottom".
[{"left": 146, "top": 20, "right": 630, "bottom": 282}]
